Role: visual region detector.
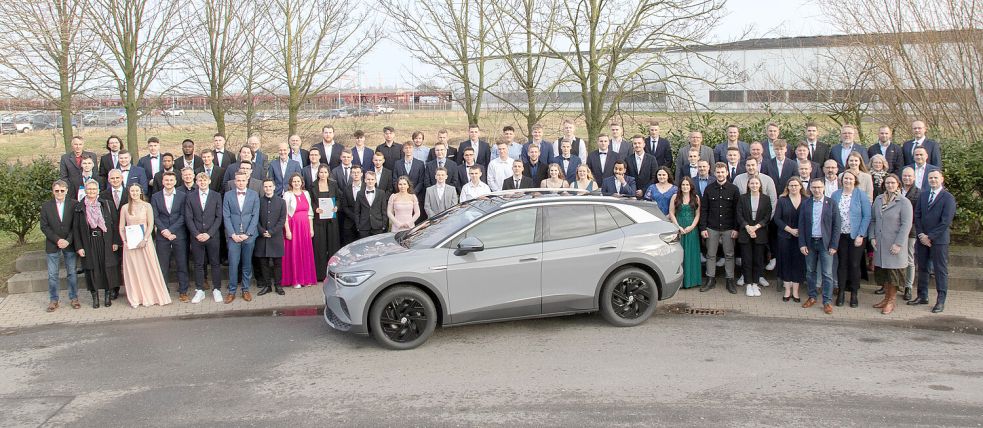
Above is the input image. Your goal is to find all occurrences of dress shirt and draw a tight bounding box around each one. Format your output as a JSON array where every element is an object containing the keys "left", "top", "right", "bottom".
[
  {"left": 215, "top": 150, "right": 226, "bottom": 165},
  {"left": 289, "top": 150, "right": 304, "bottom": 165},
  {"left": 879, "top": 142, "right": 890, "bottom": 157},
  {"left": 150, "top": 155, "right": 160, "bottom": 175},
  {"left": 365, "top": 189, "right": 375, "bottom": 206},
  {"left": 111, "top": 152, "right": 119, "bottom": 169},
  {"left": 436, "top": 158, "right": 447, "bottom": 169},
  {"left": 728, "top": 164, "right": 738, "bottom": 179},
  {"left": 236, "top": 190, "right": 246, "bottom": 211},
  {"left": 911, "top": 137, "right": 924, "bottom": 157},
  {"left": 508, "top": 143, "right": 523, "bottom": 161},
  {"left": 689, "top": 165, "right": 697, "bottom": 178},
  {"left": 598, "top": 152, "right": 608, "bottom": 174},
  {"left": 696, "top": 176, "right": 710, "bottom": 195},
  {"left": 824, "top": 178, "right": 839, "bottom": 197},
  {"left": 460, "top": 181, "right": 491, "bottom": 202},
  {"left": 635, "top": 154, "right": 644, "bottom": 169},
  {"left": 163, "top": 191, "right": 174, "bottom": 213},
  {"left": 811, "top": 198, "right": 824, "bottom": 237},
  {"left": 56, "top": 200, "right": 64, "bottom": 222},
  {"left": 413, "top": 146, "right": 431, "bottom": 162},
  {"left": 436, "top": 184, "right": 445, "bottom": 200},
  {"left": 199, "top": 191, "right": 209, "bottom": 209},
  {"left": 914, "top": 164, "right": 926, "bottom": 189},
  {"left": 610, "top": 140, "right": 624, "bottom": 154},
  {"left": 806, "top": 141, "right": 818, "bottom": 158},
  {"left": 403, "top": 159, "right": 414, "bottom": 174},
  {"left": 840, "top": 144, "right": 853, "bottom": 166},
  {"left": 487, "top": 157, "right": 513, "bottom": 192},
  {"left": 512, "top": 176, "right": 522, "bottom": 189},
  {"left": 279, "top": 160, "right": 289, "bottom": 175}
]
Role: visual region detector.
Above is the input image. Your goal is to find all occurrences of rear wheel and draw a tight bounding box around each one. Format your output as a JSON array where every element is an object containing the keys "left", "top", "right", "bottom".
[
  {"left": 600, "top": 267, "right": 658, "bottom": 327},
  {"left": 368, "top": 286, "right": 437, "bottom": 350}
]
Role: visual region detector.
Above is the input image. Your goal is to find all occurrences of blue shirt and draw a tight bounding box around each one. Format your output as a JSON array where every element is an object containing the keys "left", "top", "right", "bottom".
[
  {"left": 412, "top": 146, "right": 430, "bottom": 162},
  {"left": 696, "top": 176, "right": 710, "bottom": 195},
  {"left": 840, "top": 144, "right": 854, "bottom": 166},
  {"left": 508, "top": 143, "right": 523, "bottom": 162},
  {"left": 811, "top": 198, "right": 824, "bottom": 238}
]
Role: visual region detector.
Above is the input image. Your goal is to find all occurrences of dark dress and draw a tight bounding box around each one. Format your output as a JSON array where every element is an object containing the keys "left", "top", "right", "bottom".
[
  {"left": 312, "top": 181, "right": 342, "bottom": 282},
  {"left": 773, "top": 196, "right": 806, "bottom": 283},
  {"left": 72, "top": 198, "right": 122, "bottom": 291},
  {"left": 675, "top": 203, "right": 702, "bottom": 289}
]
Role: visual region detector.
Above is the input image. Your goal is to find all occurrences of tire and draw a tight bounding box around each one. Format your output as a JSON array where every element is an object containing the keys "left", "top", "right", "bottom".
[
  {"left": 599, "top": 267, "right": 658, "bottom": 327},
  {"left": 368, "top": 286, "right": 437, "bottom": 350}
]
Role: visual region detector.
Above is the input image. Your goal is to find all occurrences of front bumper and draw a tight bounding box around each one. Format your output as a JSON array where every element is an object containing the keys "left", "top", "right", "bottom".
[{"left": 321, "top": 276, "right": 368, "bottom": 335}]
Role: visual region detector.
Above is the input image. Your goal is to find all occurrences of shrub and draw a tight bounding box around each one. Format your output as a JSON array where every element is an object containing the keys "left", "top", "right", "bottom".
[
  {"left": 938, "top": 139, "right": 983, "bottom": 239},
  {"left": 0, "top": 157, "right": 59, "bottom": 244}
]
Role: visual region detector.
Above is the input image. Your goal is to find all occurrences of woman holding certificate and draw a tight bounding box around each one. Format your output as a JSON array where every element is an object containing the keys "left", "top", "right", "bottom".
[
  {"left": 119, "top": 183, "right": 171, "bottom": 307},
  {"left": 311, "top": 165, "right": 340, "bottom": 283},
  {"left": 282, "top": 173, "right": 317, "bottom": 288},
  {"left": 387, "top": 175, "right": 420, "bottom": 232}
]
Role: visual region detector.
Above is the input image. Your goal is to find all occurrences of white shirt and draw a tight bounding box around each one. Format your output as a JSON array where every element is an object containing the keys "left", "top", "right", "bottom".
[
  {"left": 556, "top": 137, "right": 588, "bottom": 158},
  {"left": 598, "top": 151, "right": 608, "bottom": 173},
  {"left": 486, "top": 157, "right": 514, "bottom": 192},
  {"left": 914, "top": 164, "right": 926, "bottom": 189},
  {"left": 435, "top": 184, "right": 445, "bottom": 200},
  {"left": 353, "top": 146, "right": 367, "bottom": 165},
  {"left": 460, "top": 181, "right": 491, "bottom": 202},
  {"left": 163, "top": 191, "right": 174, "bottom": 213},
  {"left": 236, "top": 189, "right": 246, "bottom": 211},
  {"left": 364, "top": 189, "right": 376, "bottom": 206},
  {"left": 824, "top": 177, "right": 839, "bottom": 197},
  {"left": 150, "top": 155, "right": 160, "bottom": 175},
  {"left": 56, "top": 200, "right": 64, "bottom": 222},
  {"left": 199, "top": 191, "right": 209, "bottom": 209},
  {"left": 610, "top": 139, "right": 624, "bottom": 154}
]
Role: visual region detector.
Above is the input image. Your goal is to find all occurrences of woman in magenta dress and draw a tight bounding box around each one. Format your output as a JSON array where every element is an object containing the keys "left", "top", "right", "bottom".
[
  {"left": 281, "top": 174, "right": 317, "bottom": 288},
  {"left": 387, "top": 176, "right": 420, "bottom": 232}
]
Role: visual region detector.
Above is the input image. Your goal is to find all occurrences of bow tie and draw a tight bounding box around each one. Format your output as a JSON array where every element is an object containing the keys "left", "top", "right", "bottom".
[
  {"left": 216, "top": 151, "right": 223, "bottom": 154},
  {"left": 563, "top": 157, "right": 570, "bottom": 161},
  {"left": 599, "top": 152, "right": 607, "bottom": 155},
  {"left": 121, "top": 169, "right": 129, "bottom": 172},
  {"left": 237, "top": 191, "right": 246, "bottom": 196},
  {"left": 366, "top": 191, "right": 374, "bottom": 195}
]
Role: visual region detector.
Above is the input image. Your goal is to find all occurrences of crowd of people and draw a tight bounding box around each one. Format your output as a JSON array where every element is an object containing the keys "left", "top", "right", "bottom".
[{"left": 40, "top": 119, "right": 955, "bottom": 317}]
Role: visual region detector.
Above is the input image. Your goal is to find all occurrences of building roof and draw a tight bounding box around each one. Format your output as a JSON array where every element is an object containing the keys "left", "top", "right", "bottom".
[{"left": 674, "top": 29, "right": 981, "bottom": 53}]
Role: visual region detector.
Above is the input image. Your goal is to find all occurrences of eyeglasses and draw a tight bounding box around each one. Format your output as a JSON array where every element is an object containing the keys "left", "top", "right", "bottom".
[{"left": 53, "top": 189, "right": 66, "bottom": 193}]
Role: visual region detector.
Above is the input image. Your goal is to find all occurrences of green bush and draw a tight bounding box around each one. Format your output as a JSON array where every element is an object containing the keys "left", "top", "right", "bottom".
[
  {"left": 0, "top": 157, "right": 59, "bottom": 244},
  {"left": 938, "top": 139, "right": 983, "bottom": 238}
]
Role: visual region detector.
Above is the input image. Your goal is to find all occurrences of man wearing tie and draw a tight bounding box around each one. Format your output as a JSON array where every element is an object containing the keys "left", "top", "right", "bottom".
[
  {"left": 115, "top": 150, "right": 148, "bottom": 194},
  {"left": 902, "top": 120, "right": 942, "bottom": 168},
  {"left": 425, "top": 142, "right": 458, "bottom": 188},
  {"left": 675, "top": 148, "right": 701, "bottom": 185},
  {"left": 725, "top": 147, "right": 745, "bottom": 183},
  {"left": 337, "top": 165, "right": 363, "bottom": 245},
  {"left": 59, "top": 136, "right": 98, "bottom": 197},
  {"left": 909, "top": 171, "right": 956, "bottom": 313},
  {"left": 151, "top": 172, "right": 190, "bottom": 302},
  {"left": 355, "top": 171, "right": 389, "bottom": 238},
  {"left": 909, "top": 147, "right": 939, "bottom": 190},
  {"left": 601, "top": 161, "right": 635, "bottom": 196},
  {"left": 501, "top": 160, "right": 533, "bottom": 191},
  {"left": 40, "top": 180, "right": 79, "bottom": 312},
  {"left": 137, "top": 137, "right": 164, "bottom": 184},
  {"left": 199, "top": 150, "right": 225, "bottom": 193},
  {"left": 100, "top": 169, "right": 128, "bottom": 301},
  {"left": 645, "top": 121, "right": 673, "bottom": 168},
  {"left": 627, "top": 135, "right": 657, "bottom": 199},
  {"left": 222, "top": 171, "right": 260, "bottom": 304},
  {"left": 211, "top": 133, "right": 236, "bottom": 169},
  {"left": 587, "top": 134, "right": 619, "bottom": 181},
  {"left": 803, "top": 122, "right": 830, "bottom": 163},
  {"left": 330, "top": 151, "right": 357, "bottom": 191},
  {"left": 184, "top": 172, "right": 223, "bottom": 304},
  {"left": 269, "top": 142, "right": 302, "bottom": 196},
  {"left": 98, "top": 135, "right": 123, "bottom": 183},
  {"left": 424, "top": 167, "right": 459, "bottom": 217}
]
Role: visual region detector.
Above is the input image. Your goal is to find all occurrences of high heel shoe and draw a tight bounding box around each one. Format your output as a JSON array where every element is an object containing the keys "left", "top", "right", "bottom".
[
  {"left": 792, "top": 296, "right": 801, "bottom": 303},
  {"left": 782, "top": 295, "right": 791, "bottom": 302}
]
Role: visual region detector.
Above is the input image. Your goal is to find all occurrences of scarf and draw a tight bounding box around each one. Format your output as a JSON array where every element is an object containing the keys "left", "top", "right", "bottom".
[
  {"left": 881, "top": 189, "right": 900, "bottom": 211},
  {"left": 85, "top": 198, "right": 107, "bottom": 232}
]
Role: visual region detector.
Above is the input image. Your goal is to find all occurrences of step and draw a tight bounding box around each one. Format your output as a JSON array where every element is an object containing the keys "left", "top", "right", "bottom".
[
  {"left": 947, "top": 266, "right": 983, "bottom": 292},
  {"left": 949, "top": 246, "right": 983, "bottom": 268},
  {"left": 15, "top": 251, "right": 47, "bottom": 273},
  {"left": 6, "top": 267, "right": 233, "bottom": 294}
]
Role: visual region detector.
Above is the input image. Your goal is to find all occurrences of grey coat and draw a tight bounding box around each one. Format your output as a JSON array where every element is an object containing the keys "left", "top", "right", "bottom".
[{"left": 869, "top": 193, "right": 913, "bottom": 269}]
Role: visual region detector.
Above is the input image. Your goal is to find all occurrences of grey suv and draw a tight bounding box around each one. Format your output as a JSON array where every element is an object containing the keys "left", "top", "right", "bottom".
[{"left": 322, "top": 190, "right": 684, "bottom": 349}]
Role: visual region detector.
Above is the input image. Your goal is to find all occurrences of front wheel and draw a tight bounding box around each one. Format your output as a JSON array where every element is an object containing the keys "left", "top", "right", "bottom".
[
  {"left": 599, "top": 267, "right": 658, "bottom": 327},
  {"left": 368, "top": 286, "right": 437, "bottom": 350}
]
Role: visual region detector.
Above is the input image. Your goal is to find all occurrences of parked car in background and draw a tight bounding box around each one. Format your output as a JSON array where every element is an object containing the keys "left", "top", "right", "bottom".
[
  {"left": 351, "top": 106, "right": 378, "bottom": 117},
  {"left": 85, "top": 109, "right": 126, "bottom": 126},
  {"left": 320, "top": 108, "right": 349, "bottom": 119},
  {"left": 29, "top": 113, "right": 78, "bottom": 130},
  {"left": 375, "top": 104, "right": 396, "bottom": 114},
  {"left": 0, "top": 118, "right": 16, "bottom": 135},
  {"left": 12, "top": 115, "right": 33, "bottom": 132},
  {"left": 162, "top": 108, "right": 185, "bottom": 117}
]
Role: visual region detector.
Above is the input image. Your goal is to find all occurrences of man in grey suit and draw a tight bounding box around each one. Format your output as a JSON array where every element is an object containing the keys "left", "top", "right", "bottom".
[
  {"left": 424, "top": 167, "right": 458, "bottom": 218},
  {"left": 222, "top": 171, "right": 260, "bottom": 304}
]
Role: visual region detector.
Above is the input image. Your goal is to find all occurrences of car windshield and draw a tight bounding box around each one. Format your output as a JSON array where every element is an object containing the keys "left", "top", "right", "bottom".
[{"left": 397, "top": 201, "right": 492, "bottom": 248}]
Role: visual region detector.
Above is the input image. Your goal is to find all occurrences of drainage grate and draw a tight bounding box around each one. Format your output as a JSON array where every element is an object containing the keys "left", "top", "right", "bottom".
[{"left": 682, "top": 308, "right": 726, "bottom": 316}]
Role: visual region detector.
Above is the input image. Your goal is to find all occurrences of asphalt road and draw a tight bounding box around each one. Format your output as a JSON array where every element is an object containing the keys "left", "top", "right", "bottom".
[{"left": 1, "top": 312, "right": 981, "bottom": 427}]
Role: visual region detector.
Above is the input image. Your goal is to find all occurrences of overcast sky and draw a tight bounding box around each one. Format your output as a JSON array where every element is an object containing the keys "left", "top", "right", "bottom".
[{"left": 356, "top": 0, "right": 827, "bottom": 88}]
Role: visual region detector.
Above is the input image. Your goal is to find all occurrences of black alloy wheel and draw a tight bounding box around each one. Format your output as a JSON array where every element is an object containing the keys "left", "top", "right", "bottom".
[
  {"left": 600, "top": 267, "right": 658, "bottom": 327},
  {"left": 369, "top": 286, "right": 437, "bottom": 350}
]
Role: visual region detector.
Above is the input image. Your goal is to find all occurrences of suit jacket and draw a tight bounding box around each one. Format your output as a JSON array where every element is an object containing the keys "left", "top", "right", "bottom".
[
  {"left": 626, "top": 152, "right": 657, "bottom": 193},
  {"left": 355, "top": 188, "right": 389, "bottom": 232},
  {"left": 222, "top": 161, "right": 263, "bottom": 185},
  {"left": 713, "top": 142, "right": 749, "bottom": 166},
  {"left": 797, "top": 196, "right": 842, "bottom": 251},
  {"left": 456, "top": 139, "right": 491, "bottom": 167},
  {"left": 68, "top": 174, "right": 103, "bottom": 201},
  {"left": 908, "top": 163, "right": 940, "bottom": 190},
  {"left": 522, "top": 159, "right": 548, "bottom": 185},
  {"left": 337, "top": 182, "right": 363, "bottom": 230},
  {"left": 98, "top": 152, "right": 121, "bottom": 181},
  {"left": 59, "top": 151, "right": 99, "bottom": 190},
  {"left": 151, "top": 190, "right": 188, "bottom": 240},
  {"left": 368, "top": 167, "right": 394, "bottom": 192},
  {"left": 736, "top": 193, "right": 773, "bottom": 244},
  {"left": 200, "top": 165, "right": 225, "bottom": 193},
  {"left": 557, "top": 156, "right": 582, "bottom": 183},
  {"left": 454, "top": 163, "right": 486, "bottom": 192},
  {"left": 137, "top": 153, "right": 163, "bottom": 182},
  {"left": 424, "top": 184, "right": 458, "bottom": 217},
  {"left": 522, "top": 141, "right": 556, "bottom": 166},
  {"left": 674, "top": 164, "right": 700, "bottom": 187},
  {"left": 425, "top": 158, "right": 459, "bottom": 188},
  {"left": 828, "top": 143, "right": 869, "bottom": 173},
  {"left": 301, "top": 164, "right": 320, "bottom": 193},
  {"left": 312, "top": 142, "right": 345, "bottom": 170},
  {"left": 211, "top": 149, "right": 236, "bottom": 169},
  {"left": 351, "top": 146, "right": 374, "bottom": 168},
  {"left": 804, "top": 141, "right": 830, "bottom": 164},
  {"left": 151, "top": 169, "right": 178, "bottom": 195},
  {"left": 225, "top": 177, "right": 264, "bottom": 195},
  {"left": 831, "top": 188, "right": 871, "bottom": 239},
  {"left": 118, "top": 166, "right": 148, "bottom": 194},
  {"left": 586, "top": 150, "right": 619, "bottom": 181},
  {"left": 184, "top": 189, "right": 223, "bottom": 239},
  {"left": 903, "top": 185, "right": 921, "bottom": 238},
  {"left": 252, "top": 150, "right": 268, "bottom": 178},
  {"left": 330, "top": 164, "right": 358, "bottom": 191},
  {"left": 174, "top": 155, "right": 204, "bottom": 173},
  {"left": 724, "top": 163, "right": 746, "bottom": 183},
  {"left": 425, "top": 146, "right": 458, "bottom": 163},
  {"left": 914, "top": 187, "right": 956, "bottom": 245},
  {"left": 554, "top": 137, "right": 587, "bottom": 158},
  {"left": 255, "top": 194, "right": 287, "bottom": 258},
  {"left": 40, "top": 199, "right": 77, "bottom": 253},
  {"left": 601, "top": 176, "right": 636, "bottom": 196},
  {"left": 608, "top": 138, "right": 632, "bottom": 160},
  {"left": 762, "top": 157, "right": 797, "bottom": 194},
  {"left": 644, "top": 136, "right": 672, "bottom": 168},
  {"left": 501, "top": 176, "right": 534, "bottom": 191},
  {"left": 393, "top": 158, "right": 426, "bottom": 195},
  {"left": 867, "top": 143, "right": 905, "bottom": 175},
  {"left": 268, "top": 159, "right": 303, "bottom": 195},
  {"left": 674, "top": 144, "right": 715, "bottom": 174},
  {"left": 222, "top": 188, "right": 260, "bottom": 241},
  {"left": 100, "top": 186, "right": 129, "bottom": 216},
  {"left": 902, "top": 138, "right": 943, "bottom": 168}
]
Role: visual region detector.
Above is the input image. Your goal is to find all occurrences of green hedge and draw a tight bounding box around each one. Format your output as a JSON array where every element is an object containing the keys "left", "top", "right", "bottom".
[{"left": 0, "top": 157, "right": 60, "bottom": 244}]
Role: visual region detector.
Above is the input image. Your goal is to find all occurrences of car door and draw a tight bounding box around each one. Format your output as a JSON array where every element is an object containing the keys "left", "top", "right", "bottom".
[
  {"left": 541, "top": 204, "right": 625, "bottom": 313},
  {"left": 444, "top": 207, "right": 542, "bottom": 324}
]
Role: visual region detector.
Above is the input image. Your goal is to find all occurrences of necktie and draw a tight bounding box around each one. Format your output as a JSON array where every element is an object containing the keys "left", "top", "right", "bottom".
[
  {"left": 438, "top": 160, "right": 443, "bottom": 169},
  {"left": 809, "top": 143, "right": 815, "bottom": 158},
  {"left": 731, "top": 167, "right": 736, "bottom": 177},
  {"left": 515, "top": 179, "right": 520, "bottom": 188},
  {"left": 113, "top": 189, "right": 120, "bottom": 207},
  {"left": 928, "top": 190, "right": 936, "bottom": 205},
  {"left": 75, "top": 155, "right": 81, "bottom": 167},
  {"left": 344, "top": 167, "right": 350, "bottom": 183},
  {"left": 206, "top": 168, "right": 211, "bottom": 176}
]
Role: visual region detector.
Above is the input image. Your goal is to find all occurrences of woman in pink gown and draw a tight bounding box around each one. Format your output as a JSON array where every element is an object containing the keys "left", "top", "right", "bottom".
[
  {"left": 387, "top": 176, "right": 420, "bottom": 232},
  {"left": 118, "top": 184, "right": 172, "bottom": 308},
  {"left": 281, "top": 174, "right": 317, "bottom": 288}
]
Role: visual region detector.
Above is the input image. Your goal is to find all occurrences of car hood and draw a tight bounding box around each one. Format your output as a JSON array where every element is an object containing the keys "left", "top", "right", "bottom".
[{"left": 331, "top": 234, "right": 410, "bottom": 267}]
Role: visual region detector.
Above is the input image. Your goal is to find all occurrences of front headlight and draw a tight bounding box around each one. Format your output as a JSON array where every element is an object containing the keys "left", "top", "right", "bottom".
[
  {"left": 660, "top": 231, "right": 679, "bottom": 244},
  {"left": 334, "top": 270, "right": 375, "bottom": 287}
]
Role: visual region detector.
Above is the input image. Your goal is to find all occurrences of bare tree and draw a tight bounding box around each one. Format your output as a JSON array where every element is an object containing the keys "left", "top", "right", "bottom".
[
  {"left": 538, "top": 0, "right": 725, "bottom": 146},
  {"left": 234, "top": 1, "right": 273, "bottom": 138},
  {"left": 87, "top": 0, "right": 182, "bottom": 155},
  {"left": 485, "top": 0, "right": 563, "bottom": 135},
  {"left": 378, "top": 0, "right": 495, "bottom": 126},
  {"left": 0, "top": 0, "right": 101, "bottom": 152},
  {"left": 263, "top": 0, "right": 380, "bottom": 136}
]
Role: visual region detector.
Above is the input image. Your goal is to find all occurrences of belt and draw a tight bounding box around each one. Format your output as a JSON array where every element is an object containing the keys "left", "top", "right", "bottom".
[
  {"left": 90, "top": 230, "right": 103, "bottom": 236},
  {"left": 810, "top": 236, "right": 822, "bottom": 240}
]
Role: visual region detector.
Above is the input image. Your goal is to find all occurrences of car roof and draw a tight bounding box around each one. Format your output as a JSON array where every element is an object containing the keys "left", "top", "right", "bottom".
[{"left": 464, "top": 189, "right": 668, "bottom": 220}]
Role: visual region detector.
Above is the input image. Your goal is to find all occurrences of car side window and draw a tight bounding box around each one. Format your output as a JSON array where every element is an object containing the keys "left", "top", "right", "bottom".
[
  {"left": 595, "top": 206, "right": 619, "bottom": 233},
  {"left": 545, "top": 205, "right": 595, "bottom": 240},
  {"left": 453, "top": 208, "right": 538, "bottom": 249},
  {"left": 607, "top": 206, "right": 635, "bottom": 228}
]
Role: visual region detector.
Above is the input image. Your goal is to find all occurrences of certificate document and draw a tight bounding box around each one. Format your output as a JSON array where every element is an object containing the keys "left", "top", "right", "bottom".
[
  {"left": 318, "top": 197, "right": 336, "bottom": 219},
  {"left": 124, "top": 224, "right": 145, "bottom": 250}
]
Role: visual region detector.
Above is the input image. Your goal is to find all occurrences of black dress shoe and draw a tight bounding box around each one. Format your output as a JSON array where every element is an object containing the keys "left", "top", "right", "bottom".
[
  {"left": 849, "top": 293, "right": 858, "bottom": 308},
  {"left": 902, "top": 287, "right": 912, "bottom": 301},
  {"left": 931, "top": 303, "right": 945, "bottom": 313},
  {"left": 274, "top": 285, "right": 285, "bottom": 295},
  {"left": 874, "top": 286, "right": 886, "bottom": 295},
  {"left": 907, "top": 298, "right": 929, "bottom": 306},
  {"left": 699, "top": 278, "right": 716, "bottom": 292},
  {"left": 104, "top": 291, "right": 112, "bottom": 307},
  {"left": 110, "top": 287, "right": 120, "bottom": 300},
  {"left": 90, "top": 291, "right": 100, "bottom": 309},
  {"left": 725, "top": 278, "right": 737, "bottom": 294},
  {"left": 257, "top": 286, "right": 272, "bottom": 296},
  {"left": 835, "top": 290, "right": 845, "bottom": 307}
]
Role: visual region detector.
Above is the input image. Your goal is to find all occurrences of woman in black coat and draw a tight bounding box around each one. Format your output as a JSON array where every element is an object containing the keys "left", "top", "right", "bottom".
[
  {"left": 737, "top": 176, "right": 773, "bottom": 298},
  {"left": 73, "top": 180, "right": 121, "bottom": 308},
  {"left": 255, "top": 179, "right": 287, "bottom": 296},
  {"left": 311, "top": 164, "right": 341, "bottom": 282}
]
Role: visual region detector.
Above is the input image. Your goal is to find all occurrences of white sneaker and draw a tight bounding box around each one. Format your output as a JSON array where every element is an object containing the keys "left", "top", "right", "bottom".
[
  {"left": 765, "top": 258, "right": 776, "bottom": 271},
  {"left": 752, "top": 284, "right": 762, "bottom": 296},
  {"left": 212, "top": 289, "right": 222, "bottom": 303},
  {"left": 737, "top": 276, "right": 745, "bottom": 286},
  {"left": 716, "top": 258, "right": 725, "bottom": 267},
  {"left": 700, "top": 254, "right": 707, "bottom": 263},
  {"left": 758, "top": 277, "right": 770, "bottom": 287},
  {"left": 293, "top": 284, "right": 301, "bottom": 289},
  {"left": 746, "top": 285, "right": 754, "bottom": 296},
  {"left": 191, "top": 289, "right": 206, "bottom": 304}
]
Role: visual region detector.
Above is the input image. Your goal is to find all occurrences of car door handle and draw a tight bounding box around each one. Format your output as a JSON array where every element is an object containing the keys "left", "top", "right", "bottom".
[
  {"left": 519, "top": 257, "right": 538, "bottom": 262},
  {"left": 430, "top": 266, "right": 447, "bottom": 271},
  {"left": 599, "top": 245, "right": 617, "bottom": 250}
]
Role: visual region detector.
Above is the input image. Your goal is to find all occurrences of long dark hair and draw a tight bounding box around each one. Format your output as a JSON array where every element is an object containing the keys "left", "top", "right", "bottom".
[{"left": 674, "top": 176, "right": 699, "bottom": 211}]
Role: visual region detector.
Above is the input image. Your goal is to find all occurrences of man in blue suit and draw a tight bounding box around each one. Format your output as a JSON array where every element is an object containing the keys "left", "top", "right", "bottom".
[
  {"left": 150, "top": 172, "right": 190, "bottom": 301},
  {"left": 798, "top": 178, "right": 842, "bottom": 314},
  {"left": 762, "top": 140, "right": 797, "bottom": 194},
  {"left": 557, "top": 140, "right": 581, "bottom": 184},
  {"left": 601, "top": 161, "right": 635, "bottom": 196},
  {"left": 909, "top": 170, "right": 956, "bottom": 313},
  {"left": 137, "top": 137, "right": 163, "bottom": 183},
  {"left": 902, "top": 120, "right": 942, "bottom": 168},
  {"left": 828, "top": 125, "right": 869, "bottom": 173},
  {"left": 268, "top": 142, "right": 303, "bottom": 196},
  {"left": 521, "top": 124, "right": 555, "bottom": 166},
  {"left": 116, "top": 150, "right": 148, "bottom": 193},
  {"left": 868, "top": 125, "right": 905, "bottom": 174},
  {"left": 222, "top": 171, "right": 260, "bottom": 304},
  {"left": 393, "top": 141, "right": 426, "bottom": 195},
  {"left": 908, "top": 146, "right": 940, "bottom": 191},
  {"left": 644, "top": 122, "right": 672, "bottom": 168}
]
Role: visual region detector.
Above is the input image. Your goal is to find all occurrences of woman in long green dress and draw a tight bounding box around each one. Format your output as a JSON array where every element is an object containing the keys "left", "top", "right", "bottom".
[{"left": 669, "top": 176, "right": 702, "bottom": 289}]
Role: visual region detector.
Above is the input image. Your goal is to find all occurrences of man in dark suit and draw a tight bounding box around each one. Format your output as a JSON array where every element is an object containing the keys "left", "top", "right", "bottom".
[
  {"left": 803, "top": 122, "right": 830, "bottom": 163},
  {"left": 222, "top": 171, "right": 261, "bottom": 303},
  {"left": 350, "top": 130, "right": 374, "bottom": 168},
  {"left": 174, "top": 139, "right": 204, "bottom": 173},
  {"left": 454, "top": 147, "right": 486, "bottom": 193},
  {"left": 675, "top": 147, "right": 702, "bottom": 185},
  {"left": 99, "top": 170, "right": 127, "bottom": 300},
  {"left": 828, "top": 125, "right": 869, "bottom": 173},
  {"left": 908, "top": 146, "right": 940, "bottom": 190},
  {"left": 793, "top": 143, "right": 822, "bottom": 180},
  {"left": 368, "top": 152, "right": 394, "bottom": 192},
  {"left": 355, "top": 171, "right": 389, "bottom": 238},
  {"left": 456, "top": 124, "right": 491, "bottom": 167},
  {"left": 425, "top": 142, "right": 458, "bottom": 188},
  {"left": 393, "top": 141, "right": 427, "bottom": 213},
  {"left": 150, "top": 171, "right": 190, "bottom": 301},
  {"left": 115, "top": 150, "right": 148, "bottom": 194},
  {"left": 644, "top": 122, "right": 672, "bottom": 168},
  {"left": 762, "top": 122, "right": 782, "bottom": 160},
  {"left": 587, "top": 134, "right": 619, "bottom": 181},
  {"left": 330, "top": 151, "right": 357, "bottom": 191},
  {"left": 211, "top": 133, "right": 236, "bottom": 169},
  {"left": 268, "top": 142, "right": 303, "bottom": 196},
  {"left": 501, "top": 160, "right": 534, "bottom": 191},
  {"left": 426, "top": 129, "right": 458, "bottom": 163},
  {"left": 376, "top": 126, "right": 402, "bottom": 171},
  {"left": 724, "top": 147, "right": 746, "bottom": 183},
  {"left": 557, "top": 140, "right": 582, "bottom": 184},
  {"left": 254, "top": 179, "right": 287, "bottom": 296},
  {"left": 608, "top": 121, "right": 632, "bottom": 160},
  {"left": 521, "top": 124, "right": 555, "bottom": 166},
  {"left": 247, "top": 136, "right": 268, "bottom": 177},
  {"left": 287, "top": 134, "right": 310, "bottom": 167},
  {"left": 713, "top": 125, "right": 749, "bottom": 166},
  {"left": 762, "top": 140, "right": 797, "bottom": 193},
  {"left": 601, "top": 161, "right": 636, "bottom": 196},
  {"left": 40, "top": 180, "right": 80, "bottom": 312},
  {"left": 68, "top": 157, "right": 102, "bottom": 201},
  {"left": 199, "top": 150, "right": 225, "bottom": 193},
  {"left": 98, "top": 135, "right": 123, "bottom": 183},
  {"left": 336, "top": 165, "right": 363, "bottom": 246},
  {"left": 177, "top": 167, "right": 198, "bottom": 194},
  {"left": 150, "top": 153, "right": 177, "bottom": 195},
  {"left": 798, "top": 178, "right": 842, "bottom": 314},
  {"left": 910, "top": 170, "right": 956, "bottom": 313},
  {"left": 184, "top": 171, "right": 223, "bottom": 304},
  {"left": 312, "top": 125, "right": 344, "bottom": 169},
  {"left": 137, "top": 137, "right": 164, "bottom": 183},
  {"left": 222, "top": 145, "right": 263, "bottom": 186},
  {"left": 522, "top": 145, "right": 548, "bottom": 186},
  {"left": 675, "top": 131, "right": 715, "bottom": 175},
  {"left": 59, "top": 136, "right": 98, "bottom": 196},
  {"left": 868, "top": 126, "right": 905, "bottom": 174},
  {"left": 301, "top": 149, "right": 322, "bottom": 192},
  {"left": 902, "top": 120, "right": 942, "bottom": 168},
  {"left": 626, "top": 135, "right": 657, "bottom": 199}
]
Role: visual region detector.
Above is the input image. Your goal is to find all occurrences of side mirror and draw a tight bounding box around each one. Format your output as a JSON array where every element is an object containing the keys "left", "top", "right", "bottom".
[{"left": 454, "top": 236, "right": 484, "bottom": 256}]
